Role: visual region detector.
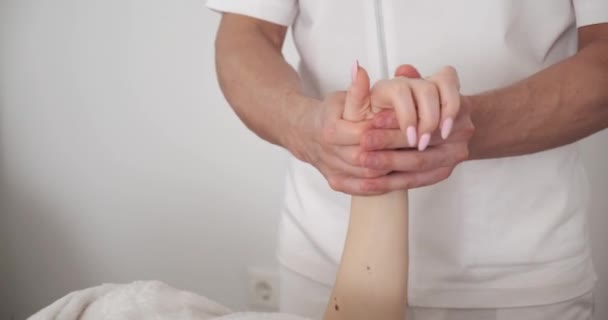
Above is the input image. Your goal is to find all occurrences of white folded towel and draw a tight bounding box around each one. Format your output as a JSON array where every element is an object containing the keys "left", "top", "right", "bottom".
[{"left": 28, "top": 281, "right": 310, "bottom": 320}]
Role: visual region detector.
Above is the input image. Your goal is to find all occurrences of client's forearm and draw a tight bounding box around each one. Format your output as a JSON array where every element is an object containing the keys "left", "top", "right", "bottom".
[{"left": 324, "top": 192, "right": 409, "bottom": 320}]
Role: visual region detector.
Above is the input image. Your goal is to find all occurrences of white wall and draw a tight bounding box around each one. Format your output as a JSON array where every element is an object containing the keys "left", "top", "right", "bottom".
[
  {"left": 0, "top": 0, "right": 606, "bottom": 319},
  {"left": 0, "top": 0, "right": 292, "bottom": 318},
  {"left": 0, "top": 176, "right": 16, "bottom": 319},
  {"left": 581, "top": 133, "right": 608, "bottom": 318}
]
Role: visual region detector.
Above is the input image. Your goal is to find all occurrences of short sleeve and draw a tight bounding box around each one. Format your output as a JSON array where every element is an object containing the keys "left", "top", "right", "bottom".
[
  {"left": 573, "top": 0, "right": 608, "bottom": 27},
  {"left": 206, "top": 0, "right": 298, "bottom": 27}
]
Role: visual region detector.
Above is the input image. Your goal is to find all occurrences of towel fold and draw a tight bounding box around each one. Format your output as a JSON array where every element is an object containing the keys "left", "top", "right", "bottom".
[{"left": 28, "top": 281, "right": 310, "bottom": 320}]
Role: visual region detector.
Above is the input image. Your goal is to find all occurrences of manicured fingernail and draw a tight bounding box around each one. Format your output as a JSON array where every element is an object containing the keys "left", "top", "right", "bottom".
[
  {"left": 418, "top": 133, "right": 431, "bottom": 151},
  {"left": 351, "top": 60, "right": 359, "bottom": 83},
  {"left": 441, "top": 118, "right": 454, "bottom": 139},
  {"left": 406, "top": 126, "right": 417, "bottom": 147}
]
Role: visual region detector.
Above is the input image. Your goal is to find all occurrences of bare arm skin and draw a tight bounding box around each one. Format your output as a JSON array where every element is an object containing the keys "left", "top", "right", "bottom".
[
  {"left": 215, "top": 13, "right": 457, "bottom": 195},
  {"left": 323, "top": 65, "right": 412, "bottom": 320},
  {"left": 324, "top": 191, "right": 409, "bottom": 320},
  {"left": 358, "top": 24, "right": 608, "bottom": 194},
  {"left": 215, "top": 14, "right": 398, "bottom": 195},
  {"left": 214, "top": 13, "right": 311, "bottom": 149},
  {"left": 216, "top": 15, "right": 413, "bottom": 320},
  {"left": 324, "top": 66, "right": 462, "bottom": 320},
  {"left": 468, "top": 24, "right": 608, "bottom": 159}
]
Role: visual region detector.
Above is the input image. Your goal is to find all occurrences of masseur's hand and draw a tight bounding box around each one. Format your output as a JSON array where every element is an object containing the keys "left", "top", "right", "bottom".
[
  {"left": 290, "top": 67, "right": 390, "bottom": 193},
  {"left": 293, "top": 63, "right": 463, "bottom": 195},
  {"left": 355, "top": 65, "right": 475, "bottom": 194}
]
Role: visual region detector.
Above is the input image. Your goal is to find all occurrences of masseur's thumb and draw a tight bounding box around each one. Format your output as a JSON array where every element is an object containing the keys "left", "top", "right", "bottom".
[
  {"left": 343, "top": 60, "right": 371, "bottom": 122},
  {"left": 394, "top": 64, "right": 422, "bottom": 78}
]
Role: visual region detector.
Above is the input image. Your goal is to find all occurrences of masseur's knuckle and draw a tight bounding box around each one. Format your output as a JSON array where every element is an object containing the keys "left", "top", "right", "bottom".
[
  {"left": 379, "top": 155, "right": 393, "bottom": 171},
  {"left": 346, "top": 148, "right": 363, "bottom": 165},
  {"left": 418, "top": 81, "right": 438, "bottom": 97},
  {"left": 381, "top": 169, "right": 392, "bottom": 176},
  {"left": 366, "top": 131, "right": 385, "bottom": 149},
  {"left": 403, "top": 177, "right": 417, "bottom": 189},
  {"left": 418, "top": 168, "right": 450, "bottom": 188},
  {"left": 413, "top": 154, "right": 428, "bottom": 170},
  {"left": 380, "top": 131, "right": 394, "bottom": 148},
  {"left": 359, "top": 180, "right": 371, "bottom": 192},
  {"left": 447, "top": 148, "right": 461, "bottom": 165},
  {"left": 375, "top": 170, "right": 389, "bottom": 178},
  {"left": 440, "top": 167, "right": 453, "bottom": 180},
  {"left": 360, "top": 180, "right": 378, "bottom": 193},
  {"left": 465, "top": 127, "right": 476, "bottom": 140},
  {"left": 460, "top": 121, "right": 475, "bottom": 138},
  {"left": 455, "top": 146, "right": 470, "bottom": 162},
  {"left": 364, "top": 168, "right": 384, "bottom": 179},
  {"left": 317, "top": 153, "right": 330, "bottom": 167},
  {"left": 361, "top": 152, "right": 379, "bottom": 169},
  {"left": 321, "top": 123, "right": 337, "bottom": 144},
  {"left": 327, "top": 177, "right": 342, "bottom": 192}
]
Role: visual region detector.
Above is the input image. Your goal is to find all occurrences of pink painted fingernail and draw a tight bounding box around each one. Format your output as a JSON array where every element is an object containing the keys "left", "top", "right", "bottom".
[
  {"left": 351, "top": 60, "right": 359, "bottom": 83},
  {"left": 406, "top": 126, "right": 417, "bottom": 147},
  {"left": 418, "top": 133, "right": 431, "bottom": 151},
  {"left": 441, "top": 118, "right": 454, "bottom": 139}
]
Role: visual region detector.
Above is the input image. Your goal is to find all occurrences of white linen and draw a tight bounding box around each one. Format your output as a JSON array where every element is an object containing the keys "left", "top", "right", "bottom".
[{"left": 28, "top": 281, "right": 310, "bottom": 320}]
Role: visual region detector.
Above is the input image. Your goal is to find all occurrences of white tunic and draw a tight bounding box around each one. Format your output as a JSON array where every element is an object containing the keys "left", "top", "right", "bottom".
[{"left": 207, "top": 0, "right": 608, "bottom": 308}]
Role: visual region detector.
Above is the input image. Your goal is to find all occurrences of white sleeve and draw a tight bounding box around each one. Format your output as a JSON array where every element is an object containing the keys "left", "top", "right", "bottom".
[
  {"left": 206, "top": 0, "right": 298, "bottom": 27},
  {"left": 573, "top": 0, "right": 608, "bottom": 27}
]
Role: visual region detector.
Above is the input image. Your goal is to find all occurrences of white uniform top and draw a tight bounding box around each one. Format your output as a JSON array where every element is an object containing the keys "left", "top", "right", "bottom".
[{"left": 207, "top": 0, "right": 608, "bottom": 308}]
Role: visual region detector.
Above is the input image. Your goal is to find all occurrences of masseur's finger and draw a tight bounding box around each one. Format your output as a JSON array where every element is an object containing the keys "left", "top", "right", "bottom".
[
  {"left": 372, "top": 110, "right": 400, "bottom": 129},
  {"left": 323, "top": 152, "right": 388, "bottom": 180},
  {"left": 359, "top": 143, "right": 468, "bottom": 172},
  {"left": 370, "top": 78, "right": 418, "bottom": 147},
  {"left": 394, "top": 64, "right": 422, "bottom": 78},
  {"left": 361, "top": 128, "right": 408, "bottom": 150},
  {"left": 363, "top": 111, "right": 475, "bottom": 151},
  {"left": 428, "top": 65, "right": 461, "bottom": 139},
  {"left": 360, "top": 167, "right": 453, "bottom": 194},
  {"left": 334, "top": 167, "right": 453, "bottom": 195},
  {"left": 343, "top": 60, "right": 371, "bottom": 122},
  {"left": 329, "top": 145, "right": 394, "bottom": 178}
]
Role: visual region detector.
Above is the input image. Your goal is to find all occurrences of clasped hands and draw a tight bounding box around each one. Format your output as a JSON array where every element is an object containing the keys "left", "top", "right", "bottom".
[{"left": 294, "top": 63, "right": 475, "bottom": 196}]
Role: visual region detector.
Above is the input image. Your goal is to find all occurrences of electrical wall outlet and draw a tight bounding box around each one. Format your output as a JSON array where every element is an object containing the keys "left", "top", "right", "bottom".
[{"left": 247, "top": 267, "right": 279, "bottom": 311}]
